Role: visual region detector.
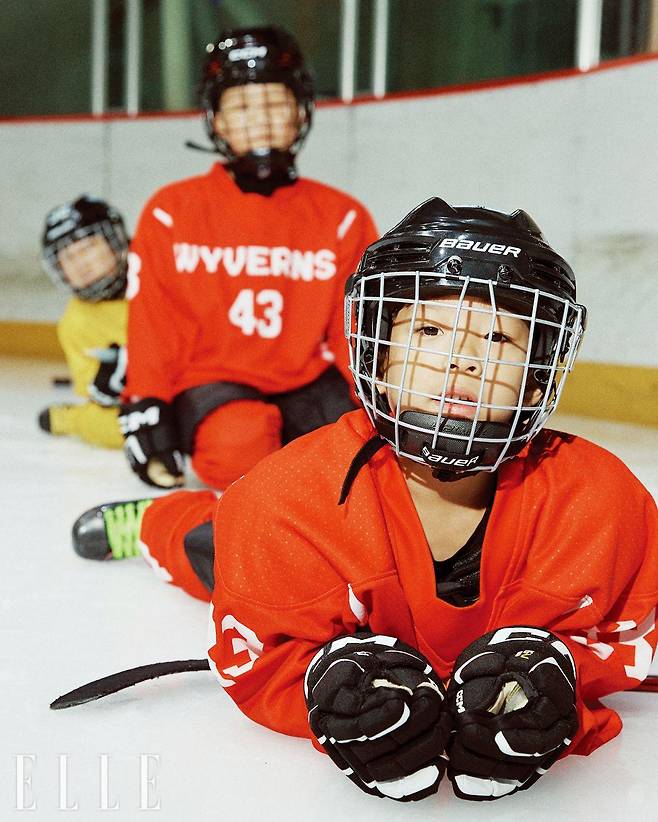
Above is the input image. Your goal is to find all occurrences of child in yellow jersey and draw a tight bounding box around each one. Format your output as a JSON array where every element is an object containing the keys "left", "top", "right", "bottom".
[{"left": 39, "top": 196, "right": 129, "bottom": 448}]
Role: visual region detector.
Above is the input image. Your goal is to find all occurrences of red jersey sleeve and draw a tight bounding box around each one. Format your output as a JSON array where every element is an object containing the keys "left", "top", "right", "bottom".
[
  {"left": 560, "top": 605, "right": 657, "bottom": 756},
  {"left": 124, "top": 196, "right": 190, "bottom": 402},
  {"left": 557, "top": 492, "right": 657, "bottom": 755},
  {"left": 523, "top": 442, "right": 658, "bottom": 755},
  {"left": 326, "top": 203, "right": 378, "bottom": 385},
  {"left": 208, "top": 473, "right": 361, "bottom": 738},
  {"left": 207, "top": 417, "right": 387, "bottom": 740}
]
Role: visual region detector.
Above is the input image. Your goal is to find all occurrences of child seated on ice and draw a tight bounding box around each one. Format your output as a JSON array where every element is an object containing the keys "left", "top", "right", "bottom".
[{"left": 39, "top": 195, "right": 129, "bottom": 448}]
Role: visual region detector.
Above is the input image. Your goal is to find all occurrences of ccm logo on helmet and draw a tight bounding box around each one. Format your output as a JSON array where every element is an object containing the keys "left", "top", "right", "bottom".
[
  {"left": 421, "top": 445, "right": 480, "bottom": 468},
  {"left": 439, "top": 238, "right": 521, "bottom": 257},
  {"left": 228, "top": 46, "right": 268, "bottom": 62}
]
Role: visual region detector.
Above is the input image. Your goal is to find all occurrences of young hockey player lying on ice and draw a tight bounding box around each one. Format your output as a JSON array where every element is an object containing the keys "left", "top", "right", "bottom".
[{"left": 63, "top": 198, "right": 658, "bottom": 803}]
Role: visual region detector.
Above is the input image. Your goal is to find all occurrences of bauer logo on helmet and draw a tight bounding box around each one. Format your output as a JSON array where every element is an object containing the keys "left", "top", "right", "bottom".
[
  {"left": 228, "top": 45, "right": 268, "bottom": 62},
  {"left": 438, "top": 238, "right": 521, "bottom": 257}
]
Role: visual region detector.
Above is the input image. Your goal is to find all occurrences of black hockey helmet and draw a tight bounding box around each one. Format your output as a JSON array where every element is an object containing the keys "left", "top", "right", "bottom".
[
  {"left": 41, "top": 195, "right": 129, "bottom": 302},
  {"left": 199, "top": 26, "right": 314, "bottom": 187},
  {"left": 345, "top": 197, "right": 587, "bottom": 478}
]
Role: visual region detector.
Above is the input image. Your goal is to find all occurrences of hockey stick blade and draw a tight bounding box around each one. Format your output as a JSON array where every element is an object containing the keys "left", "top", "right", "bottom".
[{"left": 50, "top": 658, "right": 210, "bottom": 710}]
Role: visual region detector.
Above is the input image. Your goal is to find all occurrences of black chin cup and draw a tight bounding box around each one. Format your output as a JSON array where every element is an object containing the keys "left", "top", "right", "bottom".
[
  {"left": 377, "top": 410, "right": 526, "bottom": 480},
  {"left": 72, "top": 269, "right": 127, "bottom": 303},
  {"left": 227, "top": 149, "right": 297, "bottom": 195}
]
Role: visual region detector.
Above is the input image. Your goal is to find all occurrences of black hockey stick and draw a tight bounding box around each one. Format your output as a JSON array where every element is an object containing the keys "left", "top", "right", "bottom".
[
  {"left": 50, "top": 658, "right": 210, "bottom": 710},
  {"left": 49, "top": 664, "right": 658, "bottom": 710}
]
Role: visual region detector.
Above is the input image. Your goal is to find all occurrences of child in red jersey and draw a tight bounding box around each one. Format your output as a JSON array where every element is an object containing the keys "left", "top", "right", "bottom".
[
  {"left": 71, "top": 198, "right": 658, "bottom": 803},
  {"left": 120, "top": 26, "right": 377, "bottom": 490}
]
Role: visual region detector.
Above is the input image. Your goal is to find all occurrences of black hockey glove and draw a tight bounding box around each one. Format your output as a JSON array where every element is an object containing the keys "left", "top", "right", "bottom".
[
  {"left": 119, "top": 398, "right": 184, "bottom": 489},
  {"left": 304, "top": 633, "right": 451, "bottom": 802},
  {"left": 88, "top": 343, "right": 127, "bottom": 406},
  {"left": 446, "top": 626, "right": 578, "bottom": 802}
]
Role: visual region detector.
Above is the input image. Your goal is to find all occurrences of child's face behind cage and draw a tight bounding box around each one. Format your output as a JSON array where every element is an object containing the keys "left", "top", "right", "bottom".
[
  {"left": 58, "top": 234, "right": 118, "bottom": 290},
  {"left": 381, "top": 296, "right": 543, "bottom": 423},
  {"left": 214, "top": 82, "right": 301, "bottom": 156}
]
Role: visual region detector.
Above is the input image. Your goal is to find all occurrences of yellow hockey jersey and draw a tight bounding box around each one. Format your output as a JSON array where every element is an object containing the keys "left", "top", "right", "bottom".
[{"left": 51, "top": 297, "right": 127, "bottom": 448}]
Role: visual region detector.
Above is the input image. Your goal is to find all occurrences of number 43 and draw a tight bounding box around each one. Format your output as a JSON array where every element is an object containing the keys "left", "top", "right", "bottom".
[{"left": 228, "top": 289, "right": 283, "bottom": 339}]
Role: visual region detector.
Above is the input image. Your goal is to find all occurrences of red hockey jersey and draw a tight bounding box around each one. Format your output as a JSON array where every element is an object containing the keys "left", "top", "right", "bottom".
[
  {"left": 124, "top": 164, "right": 377, "bottom": 401},
  {"left": 209, "top": 410, "right": 658, "bottom": 759}
]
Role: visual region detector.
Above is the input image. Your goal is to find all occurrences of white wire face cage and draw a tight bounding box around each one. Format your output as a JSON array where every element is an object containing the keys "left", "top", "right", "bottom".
[
  {"left": 208, "top": 81, "right": 310, "bottom": 159},
  {"left": 346, "top": 269, "right": 586, "bottom": 476},
  {"left": 41, "top": 219, "right": 128, "bottom": 302},
  {"left": 204, "top": 79, "right": 313, "bottom": 164}
]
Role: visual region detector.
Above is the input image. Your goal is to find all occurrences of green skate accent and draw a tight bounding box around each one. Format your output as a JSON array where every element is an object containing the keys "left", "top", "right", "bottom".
[{"left": 103, "top": 500, "right": 153, "bottom": 559}]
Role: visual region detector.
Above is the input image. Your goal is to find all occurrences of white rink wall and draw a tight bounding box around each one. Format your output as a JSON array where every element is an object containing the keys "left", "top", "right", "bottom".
[{"left": 2, "top": 56, "right": 657, "bottom": 367}]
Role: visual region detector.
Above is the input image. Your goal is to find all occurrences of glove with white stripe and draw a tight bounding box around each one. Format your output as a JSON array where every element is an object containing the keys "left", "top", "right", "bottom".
[
  {"left": 446, "top": 626, "right": 578, "bottom": 802},
  {"left": 118, "top": 398, "right": 184, "bottom": 488},
  {"left": 88, "top": 343, "right": 127, "bottom": 406},
  {"left": 304, "top": 633, "right": 451, "bottom": 802}
]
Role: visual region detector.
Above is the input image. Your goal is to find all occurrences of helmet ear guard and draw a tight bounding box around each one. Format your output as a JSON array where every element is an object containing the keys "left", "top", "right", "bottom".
[{"left": 345, "top": 198, "right": 587, "bottom": 479}]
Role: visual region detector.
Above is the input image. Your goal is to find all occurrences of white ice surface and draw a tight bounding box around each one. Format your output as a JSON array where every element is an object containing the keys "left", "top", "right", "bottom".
[{"left": 2, "top": 357, "right": 657, "bottom": 820}]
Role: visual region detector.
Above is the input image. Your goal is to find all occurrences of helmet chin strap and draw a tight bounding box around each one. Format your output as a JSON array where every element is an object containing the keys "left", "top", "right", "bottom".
[
  {"left": 227, "top": 149, "right": 298, "bottom": 195},
  {"left": 185, "top": 139, "right": 221, "bottom": 154},
  {"left": 184, "top": 141, "right": 298, "bottom": 196},
  {"left": 381, "top": 410, "right": 516, "bottom": 481}
]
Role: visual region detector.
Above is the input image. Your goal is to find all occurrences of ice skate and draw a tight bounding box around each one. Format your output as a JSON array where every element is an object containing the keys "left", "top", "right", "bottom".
[{"left": 72, "top": 499, "right": 153, "bottom": 560}]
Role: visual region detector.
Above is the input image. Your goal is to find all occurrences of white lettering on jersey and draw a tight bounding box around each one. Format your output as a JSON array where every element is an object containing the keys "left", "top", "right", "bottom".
[
  {"left": 198, "top": 245, "right": 223, "bottom": 273},
  {"left": 291, "top": 250, "right": 315, "bottom": 282},
  {"left": 570, "top": 608, "right": 656, "bottom": 681},
  {"left": 223, "top": 246, "right": 247, "bottom": 276},
  {"left": 206, "top": 603, "right": 235, "bottom": 688},
  {"left": 569, "top": 630, "right": 614, "bottom": 660},
  {"left": 152, "top": 207, "right": 173, "bottom": 227},
  {"left": 270, "top": 246, "right": 290, "bottom": 276},
  {"left": 219, "top": 614, "right": 264, "bottom": 682},
  {"left": 171, "top": 243, "right": 337, "bottom": 280},
  {"left": 314, "top": 249, "right": 337, "bottom": 280},
  {"left": 125, "top": 251, "right": 142, "bottom": 300},
  {"left": 246, "top": 245, "right": 270, "bottom": 276},
  {"left": 620, "top": 610, "right": 656, "bottom": 680},
  {"left": 173, "top": 243, "right": 200, "bottom": 273},
  {"left": 228, "top": 289, "right": 283, "bottom": 338}
]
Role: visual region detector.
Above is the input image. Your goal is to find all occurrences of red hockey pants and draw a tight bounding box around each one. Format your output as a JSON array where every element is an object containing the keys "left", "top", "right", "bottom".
[
  {"left": 190, "top": 399, "right": 282, "bottom": 489},
  {"left": 140, "top": 489, "right": 217, "bottom": 602}
]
